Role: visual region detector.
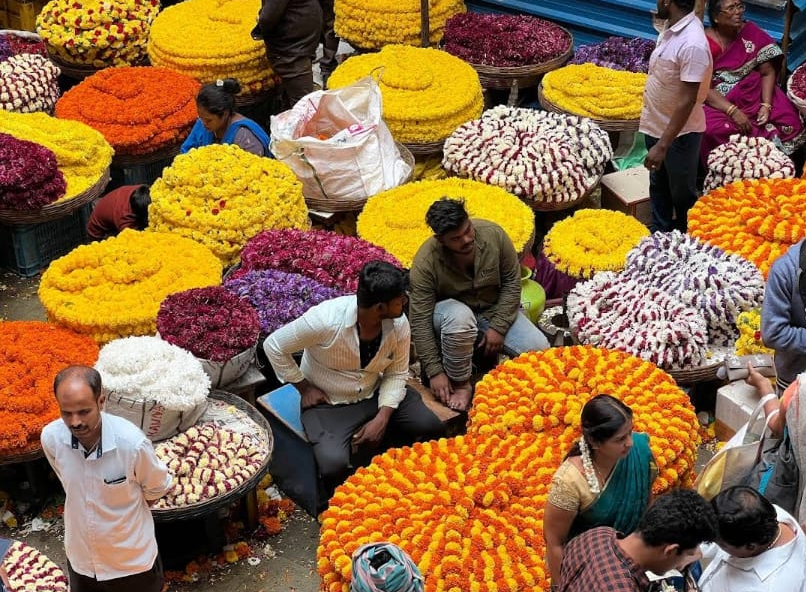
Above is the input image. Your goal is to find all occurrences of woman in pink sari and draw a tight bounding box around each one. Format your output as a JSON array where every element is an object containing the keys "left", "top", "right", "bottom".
[{"left": 701, "top": 0, "right": 805, "bottom": 161}]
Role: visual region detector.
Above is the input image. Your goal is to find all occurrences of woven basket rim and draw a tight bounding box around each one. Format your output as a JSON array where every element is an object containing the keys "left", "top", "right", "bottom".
[
  {"left": 0, "top": 444, "right": 44, "bottom": 466},
  {"left": 402, "top": 139, "right": 445, "bottom": 155},
  {"left": 665, "top": 359, "right": 722, "bottom": 384},
  {"left": 538, "top": 82, "right": 640, "bottom": 132},
  {"left": 112, "top": 142, "right": 182, "bottom": 167},
  {"left": 0, "top": 167, "right": 110, "bottom": 225}
]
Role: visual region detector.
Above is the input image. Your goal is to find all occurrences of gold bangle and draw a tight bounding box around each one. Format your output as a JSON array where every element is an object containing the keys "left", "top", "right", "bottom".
[
  {"left": 760, "top": 102, "right": 772, "bottom": 109},
  {"left": 726, "top": 104, "right": 737, "bottom": 117}
]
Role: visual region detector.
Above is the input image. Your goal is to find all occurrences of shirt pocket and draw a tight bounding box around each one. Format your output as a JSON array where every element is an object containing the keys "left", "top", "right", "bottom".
[
  {"left": 100, "top": 477, "right": 135, "bottom": 510},
  {"left": 475, "top": 265, "right": 500, "bottom": 288}
]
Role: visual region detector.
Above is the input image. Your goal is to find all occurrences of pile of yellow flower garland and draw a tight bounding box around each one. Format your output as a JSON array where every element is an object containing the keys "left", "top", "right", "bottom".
[
  {"left": 37, "top": 0, "right": 159, "bottom": 67},
  {"left": 357, "top": 178, "right": 534, "bottom": 268},
  {"left": 0, "top": 110, "right": 112, "bottom": 201},
  {"left": 39, "top": 230, "right": 221, "bottom": 343},
  {"left": 469, "top": 346, "right": 700, "bottom": 494},
  {"left": 542, "top": 64, "right": 646, "bottom": 120},
  {"left": 334, "top": 0, "right": 464, "bottom": 49},
  {"left": 147, "top": 0, "right": 273, "bottom": 94},
  {"left": 328, "top": 45, "right": 483, "bottom": 144},
  {"left": 688, "top": 178, "right": 806, "bottom": 277},
  {"left": 735, "top": 309, "right": 773, "bottom": 356},
  {"left": 543, "top": 209, "right": 649, "bottom": 279},
  {"left": 149, "top": 145, "right": 309, "bottom": 265}
]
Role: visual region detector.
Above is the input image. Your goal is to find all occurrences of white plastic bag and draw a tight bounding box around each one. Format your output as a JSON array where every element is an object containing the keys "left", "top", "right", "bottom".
[{"left": 270, "top": 76, "right": 411, "bottom": 207}]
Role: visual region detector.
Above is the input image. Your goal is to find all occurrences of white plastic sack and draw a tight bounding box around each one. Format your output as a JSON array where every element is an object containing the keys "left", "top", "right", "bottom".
[{"left": 270, "top": 76, "right": 411, "bottom": 206}]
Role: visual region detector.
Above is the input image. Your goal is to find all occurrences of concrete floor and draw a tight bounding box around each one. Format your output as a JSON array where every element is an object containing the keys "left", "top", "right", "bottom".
[{"left": 0, "top": 270, "right": 321, "bottom": 592}]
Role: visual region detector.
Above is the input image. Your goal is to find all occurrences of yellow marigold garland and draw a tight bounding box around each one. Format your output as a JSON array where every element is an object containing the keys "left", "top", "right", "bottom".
[
  {"left": 147, "top": 0, "right": 273, "bottom": 94},
  {"left": 542, "top": 64, "right": 646, "bottom": 120},
  {"left": 328, "top": 45, "right": 483, "bottom": 144},
  {"left": 468, "top": 346, "right": 700, "bottom": 495},
  {"left": 735, "top": 309, "right": 773, "bottom": 355},
  {"left": 0, "top": 110, "right": 113, "bottom": 201},
  {"left": 543, "top": 209, "right": 649, "bottom": 279},
  {"left": 319, "top": 433, "right": 555, "bottom": 592},
  {"left": 357, "top": 178, "right": 534, "bottom": 268},
  {"left": 688, "top": 178, "right": 806, "bottom": 278},
  {"left": 39, "top": 229, "right": 222, "bottom": 343},
  {"left": 334, "top": 0, "right": 464, "bottom": 49}
]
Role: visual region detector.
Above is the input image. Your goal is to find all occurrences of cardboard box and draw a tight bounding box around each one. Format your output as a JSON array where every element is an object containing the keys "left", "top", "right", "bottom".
[
  {"left": 600, "top": 166, "right": 652, "bottom": 227},
  {"left": 715, "top": 381, "right": 761, "bottom": 441}
]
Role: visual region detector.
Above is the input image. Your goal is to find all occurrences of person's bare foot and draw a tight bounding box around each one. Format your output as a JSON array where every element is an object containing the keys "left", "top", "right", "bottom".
[{"left": 448, "top": 380, "right": 473, "bottom": 411}]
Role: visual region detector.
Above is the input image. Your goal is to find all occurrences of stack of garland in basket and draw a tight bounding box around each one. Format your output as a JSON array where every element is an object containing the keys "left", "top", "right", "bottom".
[
  {"left": 37, "top": 0, "right": 159, "bottom": 68},
  {"left": 442, "top": 106, "right": 612, "bottom": 208},
  {"left": 0, "top": 133, "right": 66, "bottom": 210},
  {"left": 0, "top": 32, "right": 60, "bottom": 114},
  {"left": 703, "top": 134, "right": 796, "bottom": 192},
  {"left": 570, "top": 36, "right": 655, "bottom": 74}
]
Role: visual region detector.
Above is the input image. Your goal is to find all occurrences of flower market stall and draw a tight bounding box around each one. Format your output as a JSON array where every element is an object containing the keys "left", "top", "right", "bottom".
[
  {"left": 703, "top": 135, "right": 796, "bottom": 193},
  {"left": 442, "top": 106, "right": 613, "bottom": 211},
  {"left": 1, "top": 540, "right": 68, "bottom": 591},
  {"left": 327, "top": 45, "right": 483, "bottom": 154},
  {"left": 688, "top": 177, "right": 806, "bottom": 277},
  {"left": 148, "top": 144, "right": 309, "bottom": 266},
  {"left": 38, "top": 229, "right": 222, "bottom": 343},
  {"left": 356, "top": 178, "right": 534, "bottom": 268},
  {"left": 0, "top": 31, "right": 59, "bottom": 114}
]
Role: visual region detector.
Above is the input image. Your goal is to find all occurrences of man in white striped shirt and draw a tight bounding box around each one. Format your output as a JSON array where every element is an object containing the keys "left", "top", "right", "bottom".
[{"left": 264, "top": 261, "right": 445, "bottom": 499}]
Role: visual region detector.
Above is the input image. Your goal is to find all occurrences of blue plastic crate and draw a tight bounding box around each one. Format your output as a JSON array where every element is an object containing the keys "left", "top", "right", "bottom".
[{"left": 0, "top": 204, "right": 91, "bottom": 277}]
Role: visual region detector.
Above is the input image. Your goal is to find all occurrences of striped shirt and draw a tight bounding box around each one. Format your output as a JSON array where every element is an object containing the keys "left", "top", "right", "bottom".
[
  {"left": 264, "top": 295, "right": 410, "bottom": 409},
  {"left": 559, "top": 527, "right": 650, "bottom": 592}
]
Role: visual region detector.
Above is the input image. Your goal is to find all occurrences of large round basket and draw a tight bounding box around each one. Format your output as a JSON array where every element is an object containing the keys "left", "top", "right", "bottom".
[
  {"left": 234, "top": 89, "right": 273, "bottom": 108},
  {"left": 0, "top": 445, "right": 44, "bottom": 466},
  {"left": 538, "top": 82, "right": 640, "bottom": 133},
  {"left": 151, "top": 390, "right": 273, "bottom": 522},
  {"left": 0, "top": 166, "right": 110, "bottom": 225},
  {"left": 471, "top": 36, "right": 573, "bottom": 90},
  {"left": 112, "top": 141, "right": 182, "bottom": 168},
  {"left": 665, "top": 359, "right": 722, "bottom": 385},
  {"left": 527, "top": 170, "right": 603, "bottom": 213},
  {"left": 787, "top": 66, "right": 806, "bottom": 118},
  {"left": 402, "top": 139, "right": 445, "bottom": 157},
  {"left": 303, "top": 142, "right": 415, "bottom": 213}
]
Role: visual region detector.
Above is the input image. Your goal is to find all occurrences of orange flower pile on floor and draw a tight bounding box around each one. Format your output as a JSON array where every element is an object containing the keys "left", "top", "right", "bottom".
[
  {"left": 319, "top": 433, "right": 556, "bottom": 592},
  {"left": 688, "top": 178, "right": 806, "bottom": 277},
  {"left": 0, "top": 321, "right": 99, "bottom": 455},
  {"left": 468, "top": 345, "right": 700, "bottom": 494},
  {"left": 55, "top": 66, "right": 200, "bottom": 156}
]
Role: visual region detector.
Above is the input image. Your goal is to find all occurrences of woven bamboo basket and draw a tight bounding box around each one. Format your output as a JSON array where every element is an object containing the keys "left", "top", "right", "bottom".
[
  {"left": 0, "top": 166, "right": 110, "bottom": 225},
  {"left": 234, "top": 89, "right": 274, "bottom": 108},
  {"left": 538, "top": 83, "right": 640, "bottom": 133},
  {"left": 665, "top": 360, "right": 722, "bottom": 385},
  {"left": 470, "top": 37, "right": 574, "bottom": 90},
  {"left": 529, "top": 171, "right": 603, "bottom": 212},
  {"left": 48, "top": 54, "right": 148, "bottom": 80},
  {"left": 303, "top": 142, "right": 415, "bottom": 213},
  {"left": 0, "top": 444, "right": 44, "bottom": 466},
  {"left": 151, "top": 390, "right": 273, "bottom": 522},
  {"left": 111, "top": 141, "right": 182, "bottom": 168},
  {"left": 402, "top": 138, "right": 445, "bottom": 157},
  {"left": 786, "top": 67, "right": 806, "bottom": 118}
]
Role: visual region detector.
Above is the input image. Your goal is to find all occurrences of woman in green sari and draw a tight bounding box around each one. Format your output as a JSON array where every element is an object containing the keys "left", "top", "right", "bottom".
[{"left": 544, "top": 395, "right": 656, "bottom": 587}]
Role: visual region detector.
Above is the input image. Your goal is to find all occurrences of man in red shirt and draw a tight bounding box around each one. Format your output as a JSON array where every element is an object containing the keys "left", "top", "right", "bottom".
[{"left": 86, "top": 185, "right": 150, "bottom": 241}]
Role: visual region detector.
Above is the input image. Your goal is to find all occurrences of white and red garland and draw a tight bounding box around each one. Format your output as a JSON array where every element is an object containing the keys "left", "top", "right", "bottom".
[
  {"left": 704, "top": 135, "right": 796, "bottom": 193},
  {"left": 1, "top": 541, "right": 68, "bottom": 592}
]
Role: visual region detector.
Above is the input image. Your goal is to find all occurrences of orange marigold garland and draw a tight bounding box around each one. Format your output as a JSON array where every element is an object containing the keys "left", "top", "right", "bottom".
[
  {"left": 688, "top": 178, "right": 806, "bottom": 277},
  {"left": 0, "top": 321, "right": 99, "bottom": 456},
  {"left": 319, "top": 433, "right": 556, "bottom": 592},
  {"left": 55, "top": 66, "right": 200, "bottom": 156},
  {"left": 468, "top": 345, "right": 700, "bottom": 495}
]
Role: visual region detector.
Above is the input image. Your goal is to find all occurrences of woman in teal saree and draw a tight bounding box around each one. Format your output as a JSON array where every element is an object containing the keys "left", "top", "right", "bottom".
[{"left": 544, "top": 395, "right": 656, "bottom": 587}]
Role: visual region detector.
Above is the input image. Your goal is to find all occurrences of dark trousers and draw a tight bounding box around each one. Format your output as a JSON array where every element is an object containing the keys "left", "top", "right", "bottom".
[
  {"left": 67, "top": 556, "right": 163, "bottom": 592},
  {"left": 302, "top": 387, "right": 445, "bottom": 496},
  {"left": 319, "top": 0, "right": 339, "bottom": 77},
  {"left": 267, "top": 52, "right": 315, "bottom": 109},
  {"left": 645, "top": 132, "right": 702, "bottom": 233}
]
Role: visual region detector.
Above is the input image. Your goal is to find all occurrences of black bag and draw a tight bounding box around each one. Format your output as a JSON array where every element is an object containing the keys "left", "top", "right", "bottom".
[{"left": 742, "top": 427, "right": 800, "bottom": 514}]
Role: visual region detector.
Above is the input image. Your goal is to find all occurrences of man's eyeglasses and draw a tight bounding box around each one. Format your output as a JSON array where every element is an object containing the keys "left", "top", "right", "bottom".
[{"left": 721, "top": 2, "right": 745, "bottom": 13}]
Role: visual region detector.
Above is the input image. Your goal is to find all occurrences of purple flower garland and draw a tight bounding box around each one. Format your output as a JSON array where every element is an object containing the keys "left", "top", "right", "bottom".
[
  {"left": 570, "top": 36, "right": 656, "bottom": 74},
  {"left": 0, "top": 133, "right": 66, "bottom": 210}
]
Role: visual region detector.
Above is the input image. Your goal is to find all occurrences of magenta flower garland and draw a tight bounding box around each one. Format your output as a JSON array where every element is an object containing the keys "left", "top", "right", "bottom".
[{"left": 0, "top": 133, "right": 66, "bottom": 210}]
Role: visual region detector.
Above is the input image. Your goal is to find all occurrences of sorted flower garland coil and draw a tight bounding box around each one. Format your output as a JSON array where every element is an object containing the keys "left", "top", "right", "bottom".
[
  {"left": 2, "top": 541, "right": 68, "bottom": 591},
  {"left": 357, "top": 178, "right": 534, "bottom": 268},
  {"left": 568, "top": 272, "right": 709, "bottom": 369},
  {"left": 319, "top": 432, "right": 557, "bottom": 592},
  {"left": 735, "top": 309, "right": 773, "bottom": 356},
  {"left": 688, "top": 177, "right": 806, "bottom": 278},
  {"left": 55, "top": 66, "right": 200, "bottom": 156},
  {"left": 623, "top": 231, "right": 764, "bottom": 346},
  {"left": 147, "top": 0, "right": 274, "bottom": 95},
  {"left": 0, "top": 321, "right": 99, "bottom": 456},
  {"left": 148, "top": 144, "right": 309, "bottom": 266},
  {"left": 235, "top": 228, "right": 401, "bottom": 293},
  {"left": 541, "top": 64, "right": 646, "bottom": 121},
  {"left": 444, "top": 107, "right": 612, "bottom": 207},
  {"left": 334, "top": 0, "right": 463, "bottom": 50},
  {"left": 468, "top": 345, "right": 700, "bottom": 495},
  {"left": 704, "top": 135, "right": 796, "bottom": 193},
  {"left": 542, "top": 209, "right": 649, "bottom": 279},
  {"left": 37, "top": 0, "right": 159, "bottom": 67},
  {"left": 328, "top": 45, "right": 483, "bottom": 144},
  {"left": 0, "top": 53, "right": 61, "bottom": 113},
  {"left": 570, "top": 36, "right": 655, "bottom": 74},
  {"left": 0, "top": 133, "right": 66, "bottom": 210},
  {"left": 39, "top": 229, "right": 222, "bottom": 343},
  {"left": 0, "top": 110, "right": 113, "bottom": 202}
]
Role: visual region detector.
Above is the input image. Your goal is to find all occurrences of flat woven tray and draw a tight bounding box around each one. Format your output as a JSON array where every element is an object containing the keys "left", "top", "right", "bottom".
[
  {"left": 151, "top": 390, "right": 273, "bottom": 522},
  {"left": 0, "top": 166, "right": 110, "bottom": 225},
  {"left": 303, "top": 142, "right": 415, "bottom": 213},
  {"left": 471, "top": 36, "right": 574, "bottom": 90},
  {"left": 538, "top": 82, "right": 640, "bottom": 133},
  {"left": 112, "top": 141, "right": 182, "bottom": 168},
  {"left": 0, "top": 445, "right": 44, "bottom": 466}
]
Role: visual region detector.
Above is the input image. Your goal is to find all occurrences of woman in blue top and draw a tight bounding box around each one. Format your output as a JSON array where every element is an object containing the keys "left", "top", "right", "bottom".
[{"left": 180, "top": 78, "right": 271, "bottom": 157}]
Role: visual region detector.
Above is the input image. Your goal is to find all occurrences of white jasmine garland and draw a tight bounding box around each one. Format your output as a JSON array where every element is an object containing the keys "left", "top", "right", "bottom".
[
  {"left": 0, "top": 54, "right": 60, "bottom": 113},
  {"left": 623, "top": 231, "right": 764, "bottom": 346},
  {"left": 2, "top": 541, "right": 68, "bottom": 591},
  {"left": 578, "top": 436, "right": 600, "bottom": 494},
  {"left": 95, "top": 336, "right": 210, "bottom": 411},
  {"left": 704, "top": 135, "right": 796, "bottom": 192}
]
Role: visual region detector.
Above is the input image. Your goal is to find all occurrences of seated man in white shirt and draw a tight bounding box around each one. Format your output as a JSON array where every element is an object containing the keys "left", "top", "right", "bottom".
[
  {"left": 264, "top": 261, "right": 445, "bottom": 500},
  {"left": 699, "top": 485, "right": 806, "bottom": 592}
]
